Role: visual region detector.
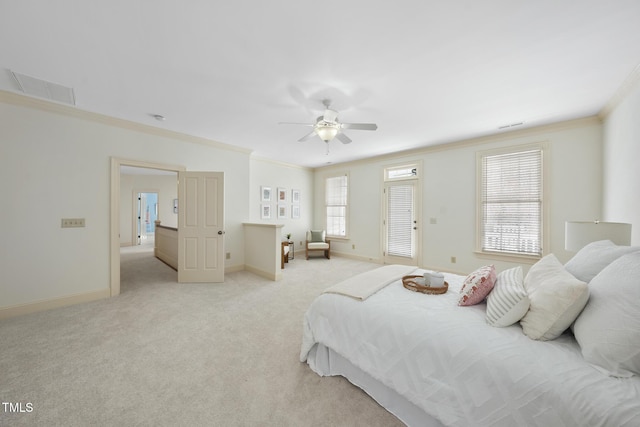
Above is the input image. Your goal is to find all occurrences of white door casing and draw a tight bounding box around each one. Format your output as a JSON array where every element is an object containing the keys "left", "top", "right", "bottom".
[
  {"left": 137, "top": 193, "right": 147, "bottom": 244},
  {"left": 178, "top": 171, "right": 225, "bottom": 282},
  {"left": 383, "top": 181, "right": 420, "bottom": 266}
]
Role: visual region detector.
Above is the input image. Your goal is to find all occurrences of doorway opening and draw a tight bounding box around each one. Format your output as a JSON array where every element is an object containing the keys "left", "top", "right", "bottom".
[
  {"left": 110, "top": 158, "right": 185, "bottom": 297},
  {"left": 136, "top": 192, "right": 158, "bottom": 246}
]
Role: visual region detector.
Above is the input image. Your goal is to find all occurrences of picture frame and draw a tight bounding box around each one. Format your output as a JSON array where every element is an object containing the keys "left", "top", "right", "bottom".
[
  {"left": 278, "top": 204, "right": 288, "bottom": 219},
  {"left": 277, "top": 187, "right": 287, "bottom": 203},
  {"left": 291, "top": 205, "right": 300, "bottom": 219},
  {"left": 291, "top": 189, "right": 300, "bottom": 204},
  {"left": 261, "top": 186, "right": 272, "bottom": 202},
  {"left": 261, "top": 204, "right": 271, "bottom": 219}
]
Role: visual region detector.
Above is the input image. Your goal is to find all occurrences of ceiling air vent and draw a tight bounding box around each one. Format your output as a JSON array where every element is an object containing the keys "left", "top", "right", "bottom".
[
  {"left": 11, "top": 71, "right": 76, "bottom": 106},
  {"left": 498, "top": 122, "right": 524, "bottom": 130}
]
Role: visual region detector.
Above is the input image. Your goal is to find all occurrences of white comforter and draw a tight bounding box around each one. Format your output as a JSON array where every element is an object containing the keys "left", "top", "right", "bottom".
[{"left": 301, "top": 268, "right": 640, "bottom": 427}]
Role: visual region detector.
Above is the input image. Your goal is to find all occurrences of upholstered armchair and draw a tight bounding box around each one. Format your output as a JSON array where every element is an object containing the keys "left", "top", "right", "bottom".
[{"left": 305, "top": 230, "right": 330, "bottom": 260}]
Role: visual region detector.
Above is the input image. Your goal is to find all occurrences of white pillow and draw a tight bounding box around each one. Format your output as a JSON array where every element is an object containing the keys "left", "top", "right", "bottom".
[
  {"left": 564, "top": 240, "right": 639, "bottom": 283},
  {"left": 572, "top": 251, "right": 640, "bottom": 377},
  {"left": 486, "top": 267, "right": 530, "bottom": 327},
  {"left": 520, "top": 254, "right": 589, "bottom": 341}
]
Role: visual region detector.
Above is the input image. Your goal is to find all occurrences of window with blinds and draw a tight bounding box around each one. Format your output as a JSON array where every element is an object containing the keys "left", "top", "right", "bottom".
[
  {"left": 326, "top": 174, "right": 348, "bottom": 238},
  {"left": 480, "top": 148, "right": 543, "bottom": 256}
]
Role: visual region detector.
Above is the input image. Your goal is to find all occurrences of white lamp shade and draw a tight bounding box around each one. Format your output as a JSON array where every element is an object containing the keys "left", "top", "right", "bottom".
[{"left": 565, "top": 221, "right": 632, "bottom": 251}]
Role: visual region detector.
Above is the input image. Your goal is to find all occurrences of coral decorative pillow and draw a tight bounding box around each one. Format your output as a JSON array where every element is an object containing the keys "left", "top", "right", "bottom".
[
  {"left": 486, "top": 266, "right": 530, "bottom": 327},
  {"left": 520, "top": 254, "right": 589, "bottom": 341},
  {"left": 458, "top": 265, "right": 496, "bottom": 306},
  {"left": 572, "top": 251, "right": 640, "bottom": 377}
]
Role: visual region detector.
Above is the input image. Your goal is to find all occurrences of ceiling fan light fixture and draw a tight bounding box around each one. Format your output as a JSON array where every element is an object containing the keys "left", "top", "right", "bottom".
[{"left": 315, "top": 124, "right": 339, "bottom": 142}]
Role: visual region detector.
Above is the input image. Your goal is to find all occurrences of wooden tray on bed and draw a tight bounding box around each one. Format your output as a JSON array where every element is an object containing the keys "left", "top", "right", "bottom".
[{"left": 402, "top": 275, "right": 448, "bottom": 295}]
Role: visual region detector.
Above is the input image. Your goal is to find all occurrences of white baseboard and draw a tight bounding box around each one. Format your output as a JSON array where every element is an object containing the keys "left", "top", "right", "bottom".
[
  {"left": 0, "top": 289, "right": 111, "bottom": 320},
  {"left": 331, "top": 251, "right": 383, "bottom": 264},
  {"left": 244, "top": 265, "right": 280, "bottom": 281},
  {"left": 0, "top": 263, "right": 300, "bottom": 320},
  {"left": 225, "top": 264, "right": 245, "bottom": 274}
]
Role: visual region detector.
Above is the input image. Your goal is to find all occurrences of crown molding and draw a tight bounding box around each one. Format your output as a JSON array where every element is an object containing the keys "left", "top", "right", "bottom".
[
  {"left": 250, "top": 153, "right": 313, "bottom": 171},
  {"left": 315, "top": 116, "right": 601, "bottom": 172},
  {"left": 599, "top": 63, "right": 640, "bottom": 119},
  {"left": 0, "top": 90, "right": 253, "bottom": 156}
]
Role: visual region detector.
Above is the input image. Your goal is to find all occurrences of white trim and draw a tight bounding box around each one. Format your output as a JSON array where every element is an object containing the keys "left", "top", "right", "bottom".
[
  {"left": 315, "top": 117, "right": 599, "bottom": 172},
  {"left": 383, "top": 161, "right": 420, "bottom": 182},
  {"left": 324, "top": 172, "right": 350, "bottom": 239},
  {"left": 599, "top": 63, "right": 640, "bottom": 119},
  {"left": 0, "top": 89, "right": 252, "bottom": 155},
  {"left": 380, "top": 159, "right": 423, "bottom": 266},
  {"left": 110, "top": 158, "right": 185, "bottom": 297},
  {"left": 475, "top": 142, "right": 549, "bottom": 257},
  {"left": 0, "top": 289, "right": 111, "bottom": 320}
]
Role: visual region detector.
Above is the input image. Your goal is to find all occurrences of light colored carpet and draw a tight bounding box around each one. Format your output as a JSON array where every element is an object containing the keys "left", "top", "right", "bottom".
[{"left": 0, "top": 247, "right": 405, "bottom": 426}]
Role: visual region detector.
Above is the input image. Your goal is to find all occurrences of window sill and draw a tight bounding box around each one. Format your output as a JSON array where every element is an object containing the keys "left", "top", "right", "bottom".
[{"left": 474, "top": 251, "right": 541, "bottom": 265}]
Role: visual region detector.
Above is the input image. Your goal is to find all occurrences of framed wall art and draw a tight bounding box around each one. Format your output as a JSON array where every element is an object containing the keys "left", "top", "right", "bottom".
[
  {"left": 277, "top": 187, "right": 287, "bottom": 203},
  {"left": 261, "top": 204, "right": 271, "bottom": 219},
  {"left": 278, "top": 204, "right": 288, "bottom": 219},
  {"left": 291, "top": 189, "right": 300, "bottom": 204},
  {"left": 261, "top": 186, "right": 272, "bottom": 202}
]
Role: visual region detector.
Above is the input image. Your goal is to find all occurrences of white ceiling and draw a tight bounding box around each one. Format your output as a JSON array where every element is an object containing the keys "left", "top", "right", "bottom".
[{"left": 2, "top": 1, "right": 640, "bottom": 168}]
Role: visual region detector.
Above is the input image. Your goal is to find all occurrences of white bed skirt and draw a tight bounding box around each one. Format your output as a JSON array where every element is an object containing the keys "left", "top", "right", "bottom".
[{"left": 307, "top": 343, "right": 444, "bottom": 427}]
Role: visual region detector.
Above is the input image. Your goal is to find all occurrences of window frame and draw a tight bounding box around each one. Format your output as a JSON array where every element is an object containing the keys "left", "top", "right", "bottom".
[
  {"left": 384, "top": 163, "right": 419, "bottom": 182},
  {"left": 476, "top": 143, "right": 548, "bottom": 262},
  {"left": 325, "top": 173, "right": 349, "bottom": 239}
]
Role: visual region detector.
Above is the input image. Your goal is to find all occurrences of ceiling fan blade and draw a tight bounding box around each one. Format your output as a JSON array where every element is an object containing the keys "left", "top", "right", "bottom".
[
  {"left": 279, "top": 122, "right": 314, "bottom": 126},
  {"left": 341, "top": 123, "right": 377, "bottom": 131},
  {"left": 298, "top": 130, "right": 317, "bottom": 142},
  {"left": 323, "top": 109, "right": 338, "bottom": 123},
  {"left": 336, "top": 132, "right": 352, "bottom": 144}
]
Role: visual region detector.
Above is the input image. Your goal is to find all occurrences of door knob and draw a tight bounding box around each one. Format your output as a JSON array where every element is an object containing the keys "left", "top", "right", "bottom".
[{"left": 218, "top": 230, "right": 225, "bottom": 235}]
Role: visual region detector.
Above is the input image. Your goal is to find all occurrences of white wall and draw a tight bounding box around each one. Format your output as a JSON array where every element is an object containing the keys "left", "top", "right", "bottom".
[
  {"left": 0, "top": 93, "right": 251, "bottom": 310},
  {"left": 602, "top": 79, "right": 640, "bottom": 244},
  {"left": 249, "top": 157, "right": 314, "bottom": 251},
  {"left": 314, "top": 118, "right": 603, "bottom": 274},
  {"left": 119, "top": 173, "right": 178, "bottom": 246}
]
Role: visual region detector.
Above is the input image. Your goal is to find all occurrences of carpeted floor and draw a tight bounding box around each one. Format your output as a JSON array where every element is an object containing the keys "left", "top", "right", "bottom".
[{"left": 0, "top": 247, "right": 404, "bottom": 426}]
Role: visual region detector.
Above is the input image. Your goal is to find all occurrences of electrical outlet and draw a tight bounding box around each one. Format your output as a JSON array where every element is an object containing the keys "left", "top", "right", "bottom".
[
  {"left": 226, "top": 252, "right": 231, "bottom": 260},
  {"left": 61, "top": 218, "right": 85, "bottom": 228},
  {"left": 352, "top": 244, "right": 356, "bottom": 249},
  {"left": 450, "top": 256, "right": 457, "bottom": 264}
]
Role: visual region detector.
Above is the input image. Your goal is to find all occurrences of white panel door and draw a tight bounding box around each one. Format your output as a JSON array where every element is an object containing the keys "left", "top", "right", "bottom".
[{"left": 178, "top": 171, "right": 225, "bottom": 282}]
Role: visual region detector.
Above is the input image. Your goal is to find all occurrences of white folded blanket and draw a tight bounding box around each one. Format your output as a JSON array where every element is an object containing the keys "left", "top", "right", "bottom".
[{"left": 323, "top": 264, "right": 418, "bottom": 301}]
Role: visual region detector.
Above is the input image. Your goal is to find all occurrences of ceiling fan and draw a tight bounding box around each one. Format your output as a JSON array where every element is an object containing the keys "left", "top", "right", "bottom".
[{"left": 280, "top": 100, "right": 377, "bottom": 145}]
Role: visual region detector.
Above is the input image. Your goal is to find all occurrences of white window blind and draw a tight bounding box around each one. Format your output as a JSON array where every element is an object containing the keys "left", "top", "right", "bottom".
[
  {"left": 326, "top": 175, "right": 348, "bottom": 237},
  {"left": 481, "top": 149, "right": 542, "bottom": 256},
  {"left": 387, "top": 184, "right": 414, "bottom": 258}
]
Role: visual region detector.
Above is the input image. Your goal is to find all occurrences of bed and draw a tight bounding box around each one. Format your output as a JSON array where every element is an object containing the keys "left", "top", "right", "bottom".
[{"left": 300, "top": 242, "right": 640, "bottom": 426}]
